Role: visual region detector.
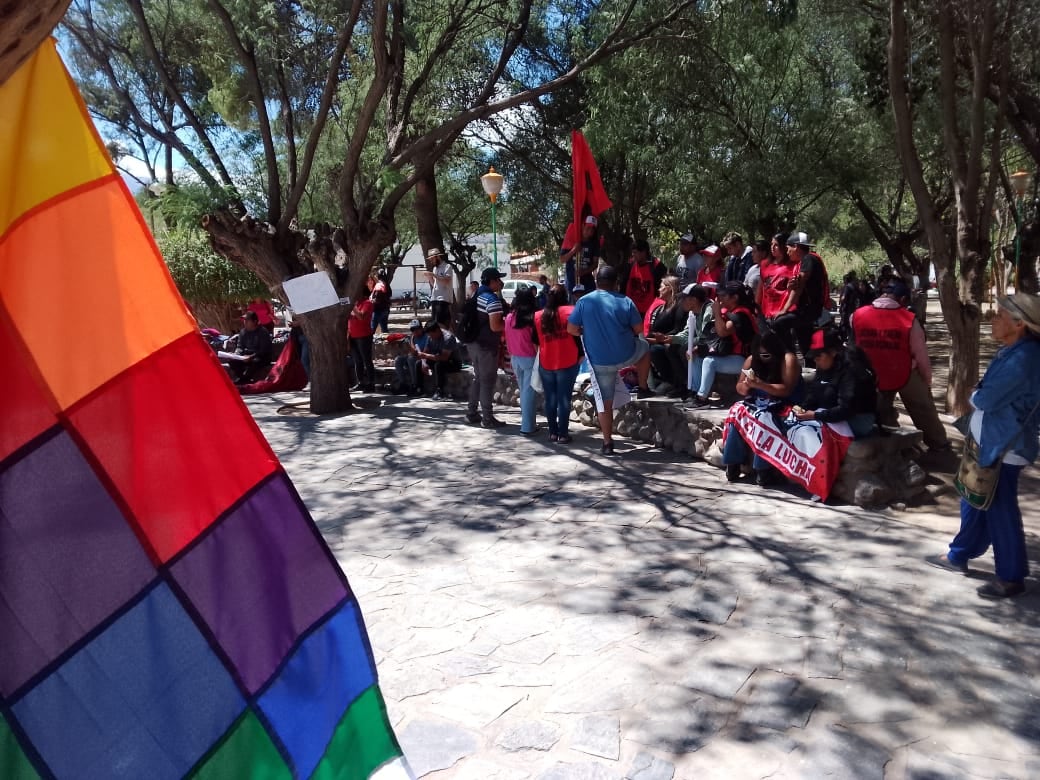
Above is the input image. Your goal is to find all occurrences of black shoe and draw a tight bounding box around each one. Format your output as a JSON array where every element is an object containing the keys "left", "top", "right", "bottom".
[
  {"left": 977, "top": 579, "right": 1025, "bottom": 599},
  {"left": 725, "top": 464, "right": 742, "bottom": 482},
  {"left": 755, "top": 469, "right": 775, "bottom": 487},
  {"left": 481, "top": 417, "right": 506, "bottom": 429},
  {"left": 601, "top": 442, "right": 617, "bottom": 456},
  {"left": 465, "top": 412, "right": 482, "bottom": 425},
  {"left": 635, "top": 387, "right": 655, "bottom": 399}
]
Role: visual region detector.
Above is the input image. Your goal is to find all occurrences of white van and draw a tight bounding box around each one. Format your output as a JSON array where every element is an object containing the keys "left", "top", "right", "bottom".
[{"left": 500, "top": 279, "right": 541, "bottom": 304}]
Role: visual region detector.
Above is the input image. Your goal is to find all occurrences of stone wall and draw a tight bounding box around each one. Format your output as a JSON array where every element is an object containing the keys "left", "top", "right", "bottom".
[{"left": 370, "top": 363, "right": 927, "bottom": 508}]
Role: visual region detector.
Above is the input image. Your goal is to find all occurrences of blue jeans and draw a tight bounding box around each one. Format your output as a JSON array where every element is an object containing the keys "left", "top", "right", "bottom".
[
  {"left": 541, "top": 363, "right": 580, "bottom": 436},
  {"left": 371, "top": 308, "right": 390, "bottom": 334},
  {"left": 695, "top": 354, "right": 746, "bottom": 398},
  {"left": 512, "top": 355, "right": 537, "bottom": 433},
  {"left": 948, "top": 464, "right": 1028, "bottom": 582},
  {"left": 722, "top": 422, "right": 771, "bottom": 471}
]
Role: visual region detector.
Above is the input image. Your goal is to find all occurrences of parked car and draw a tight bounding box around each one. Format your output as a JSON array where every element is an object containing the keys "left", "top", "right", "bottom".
[
  {"left": 389, "top": 290, "right": 431, "bottom": 310},
  {"left": 500, "top": 278, "right": 540, "bottom": 304}
]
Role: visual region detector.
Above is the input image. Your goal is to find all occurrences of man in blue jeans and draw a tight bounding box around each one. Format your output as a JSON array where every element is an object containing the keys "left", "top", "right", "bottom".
[{"left": 567, "top": 265, "right": 653, "bottom": 455}]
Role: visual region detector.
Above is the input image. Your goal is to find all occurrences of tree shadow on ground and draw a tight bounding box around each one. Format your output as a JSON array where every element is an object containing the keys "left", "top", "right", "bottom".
[{"left": 247, "top": 390, "right": 1040, "bottom": 776}]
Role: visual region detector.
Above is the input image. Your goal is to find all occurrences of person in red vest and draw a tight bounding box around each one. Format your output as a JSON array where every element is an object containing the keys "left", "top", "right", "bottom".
[
  {"left": 850, "top": 281, "right": 950, "bottom": 451},
  {"left": 619, "top": 238, "right": 666, "bottom": 317}
]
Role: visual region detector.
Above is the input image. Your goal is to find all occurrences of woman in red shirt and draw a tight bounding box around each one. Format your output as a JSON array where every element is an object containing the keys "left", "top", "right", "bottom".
[
  {"left": 696, "top": 245, "right": 724, "bottom": 298},
  {"left": 757, "top": 232, "right": 798, "bottom": 320},
  {"left": 534, "top": 285, "right": 582, "bottom": 443},
  {"left": 348, "top": 289, "right": 376, "bottom": 392}
]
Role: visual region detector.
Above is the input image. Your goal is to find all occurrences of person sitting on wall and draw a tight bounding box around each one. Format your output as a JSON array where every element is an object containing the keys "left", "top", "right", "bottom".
[{"left": 229, "top": 310, "right": 273, "bottom": 385}]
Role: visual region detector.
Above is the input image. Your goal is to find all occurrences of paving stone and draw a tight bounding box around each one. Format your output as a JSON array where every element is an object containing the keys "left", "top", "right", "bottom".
[
  {"left": 397, "top": 719, "right": 479, "bottom": 777},
  {"left": 738, "top": 675, "right": 817, "bottom": 731},
  {"left": 626, "top": 751, "right": 675, "bottom": 780},
  {"left": 680, "top": 662, "right": 754, "bottom": 699},
  {"left": 537, "top": 761, "right": 622, "bottom": 780},
  {"left": 570, "top": 715, "right": 620, "bottom": 760},
  {"left": 495, "top": 633, "right": 557, "bottom": 665},
  {"left": 789, "top": 724, "right": 890, "bottom": 779},
  {"left": 428, "top": 683, "right": 526, "bottom": 728},
  {"left": 451, "top": 759, "right": 532, "bottom": 780},
  {"left": 434, "top": 653, "right": 502, "bottom": 679},
  {"left": 669, "top": 586, "right": 738, "bottom": 625},
  {"left": 495, "top": 720, "right": 563, "bottom": 752}
]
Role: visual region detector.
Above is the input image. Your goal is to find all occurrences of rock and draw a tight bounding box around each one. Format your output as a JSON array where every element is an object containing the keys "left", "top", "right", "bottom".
[
  {"left": 904, "top": 460, "right": 927, "bottom": 487},
  {"left": 538, "top": 762, "right": 621, "bottom": 780},
  {"left": 890, "top": 502, "right": 907, "bottom": 511},
  {"left": 637, "top": 425, "right": 654, "bottom": 441},
  {"left": 853, "top": 475, "right": 892, "bottom": 508},
  {"left": 705, "top": 441, "right": 724, "bottom": 467}
]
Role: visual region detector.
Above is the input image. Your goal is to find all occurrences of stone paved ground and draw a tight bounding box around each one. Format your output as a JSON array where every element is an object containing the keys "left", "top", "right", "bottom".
[{"left": 247, "top": 392, "right": 1040, "bottom": 780}]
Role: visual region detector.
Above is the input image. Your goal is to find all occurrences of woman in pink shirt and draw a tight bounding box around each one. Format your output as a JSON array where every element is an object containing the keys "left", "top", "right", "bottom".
[{"left": 505, "top": 287, "right": 539, "bottom": 435}]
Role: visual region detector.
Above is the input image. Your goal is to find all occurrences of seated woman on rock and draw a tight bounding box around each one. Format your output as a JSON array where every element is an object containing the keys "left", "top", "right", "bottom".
[
  {"left": 645, "top": 275, "right": 689, "bottom": 397},
  {"left": 688, "top": 281, "right": 758, "bottom": 407},
  {"left": 724, "top": 329, "right": 878, "bottom": 501},
  {"left": 791, "top": 329, "right": 878, "bottom": 438},
  {"left": 721, "top": 329, "right": 802, "bottom": 485}
]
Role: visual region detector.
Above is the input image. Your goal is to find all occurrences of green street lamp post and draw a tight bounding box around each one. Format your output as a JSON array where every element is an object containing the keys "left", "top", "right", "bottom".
[
  {"left": 1010, "top": 169, "right": 1032, "bottom": 291},
  {"left": 480, "top": 166, "right": 504, "bottom": 274}
]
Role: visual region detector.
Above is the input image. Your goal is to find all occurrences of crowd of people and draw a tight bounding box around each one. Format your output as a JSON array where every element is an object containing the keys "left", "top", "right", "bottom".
[{"left": 224, "top": 234, "right": 1040, "bottom": 598}]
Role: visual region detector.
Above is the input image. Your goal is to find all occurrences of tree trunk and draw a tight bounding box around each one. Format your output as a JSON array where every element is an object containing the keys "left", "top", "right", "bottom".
[
  {"left": 202, "top": 210, "right": 361, "bottom": 415},
  {"left": 938, "top": 279, "right": 981, "bottom": 417},
  {"left": 297, "top": 305, "right": 352, "bottom": 414},
  {"left": 1019, "top": 222, "right": 1040, "bottom": 294},
  {"left": 415, "top": 170, "right": 443, "bottom": 255}
]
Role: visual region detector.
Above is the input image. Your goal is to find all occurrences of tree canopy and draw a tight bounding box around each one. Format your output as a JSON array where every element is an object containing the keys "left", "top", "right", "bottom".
[{"left": 64, "top": 0, "right": 1040, "bottom": 413}]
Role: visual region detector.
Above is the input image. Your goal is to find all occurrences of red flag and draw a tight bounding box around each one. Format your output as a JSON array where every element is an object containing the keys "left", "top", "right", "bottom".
[{"left": 563, "top": 130, "right": 612, "bottom": 247}]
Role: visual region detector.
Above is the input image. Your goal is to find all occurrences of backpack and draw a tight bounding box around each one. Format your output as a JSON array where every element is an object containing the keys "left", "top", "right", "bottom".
[{"left": 456, "top": 294, "right": 481, "bottom": 344}]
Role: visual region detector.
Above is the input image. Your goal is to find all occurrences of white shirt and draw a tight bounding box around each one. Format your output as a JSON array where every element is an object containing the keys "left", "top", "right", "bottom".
[
  {"left": 744, "top": 263, "right": 761, "bottom": 294},
  {"left": 675, "top": 252, "right": 703, "bottom": 286},
  {"left": 431, "top": 261, "right": 453, "bottom": 301}
]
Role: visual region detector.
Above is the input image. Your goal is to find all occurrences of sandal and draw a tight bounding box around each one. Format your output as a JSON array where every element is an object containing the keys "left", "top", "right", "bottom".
[
  {"left": 557, "top": 434, "right": 572, "bottom": 444},
  {"left": 548, "top": 434, "right": 559, "bottom": 443}
]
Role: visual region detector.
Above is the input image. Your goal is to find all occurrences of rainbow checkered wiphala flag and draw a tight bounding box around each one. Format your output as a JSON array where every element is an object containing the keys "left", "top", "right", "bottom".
[{"left": 0, "top": 41, "right": 410, "bottom": 779}]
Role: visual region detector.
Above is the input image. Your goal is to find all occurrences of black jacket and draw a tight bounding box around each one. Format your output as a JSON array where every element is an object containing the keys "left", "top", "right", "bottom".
[{"left": 803, "top": 351, "right": 876, "bottom": 423}]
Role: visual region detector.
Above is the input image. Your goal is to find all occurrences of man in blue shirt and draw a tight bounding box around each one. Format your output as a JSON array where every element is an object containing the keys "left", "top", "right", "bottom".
[
  {"left": 466, "top": 267, "right": 507, "bottom": 428},
  {"left": 568, "top": 265, "right": 653, "bottom": 455}
]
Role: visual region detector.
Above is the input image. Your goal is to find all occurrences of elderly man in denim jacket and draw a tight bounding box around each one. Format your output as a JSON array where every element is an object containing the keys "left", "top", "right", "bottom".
[{"left": 926, "top": 293, "right": 1040, "bottom": 599}]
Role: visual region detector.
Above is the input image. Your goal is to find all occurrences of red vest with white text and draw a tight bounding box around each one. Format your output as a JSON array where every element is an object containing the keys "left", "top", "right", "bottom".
[{"left": 852, "top": 304, "right": 915, "bottom": 391}]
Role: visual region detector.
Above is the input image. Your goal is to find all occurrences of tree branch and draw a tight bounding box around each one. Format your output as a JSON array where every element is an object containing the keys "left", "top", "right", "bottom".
[
  {"left": 206, "top": 0, "right": 282, "bottom": 223},
  {"left": 280, "top": 0, "right": 363, "bottom": 232}
]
